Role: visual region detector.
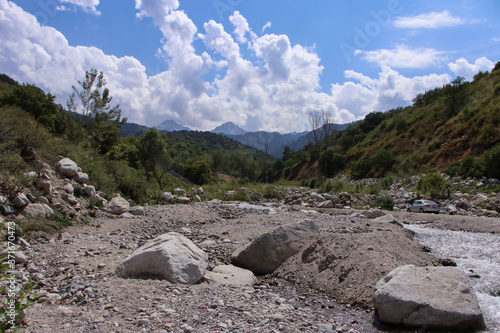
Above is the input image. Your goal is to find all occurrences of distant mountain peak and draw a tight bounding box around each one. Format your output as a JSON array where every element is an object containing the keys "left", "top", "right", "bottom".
[
  {"left": 155, "top": 119, "right": 191, "bottom": 132},
  {"left": 211, "top": 122, "right": 247, "bottom": 135}
]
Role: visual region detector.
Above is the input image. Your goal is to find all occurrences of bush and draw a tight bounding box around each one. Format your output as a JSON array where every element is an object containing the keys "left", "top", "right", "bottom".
[
  {"left": 374, "top": 195, "right": 395, "bottom": 210},
  {"left": 483, "top": 143, "right": 500, "bottom": 178},
  {"left": 416, "top": 173, "right": 448, "bottom": 198}
]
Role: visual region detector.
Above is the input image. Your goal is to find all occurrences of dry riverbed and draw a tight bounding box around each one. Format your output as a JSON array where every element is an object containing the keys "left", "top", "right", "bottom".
[{"left": 13, "top": 202, "right": 499, "bottom": 332}]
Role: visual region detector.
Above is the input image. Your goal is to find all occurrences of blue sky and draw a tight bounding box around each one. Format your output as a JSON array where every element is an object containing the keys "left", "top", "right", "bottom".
[{"left": 0, "top": 0, "right": 499, "bottom": 132}]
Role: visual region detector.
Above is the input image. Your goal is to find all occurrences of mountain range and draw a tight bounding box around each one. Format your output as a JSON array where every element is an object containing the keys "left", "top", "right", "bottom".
[{"left": 121, "top": 119, "right": 351, "bottom": 157}]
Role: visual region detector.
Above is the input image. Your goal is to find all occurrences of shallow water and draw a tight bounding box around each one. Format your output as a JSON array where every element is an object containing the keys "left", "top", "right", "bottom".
[{"left": 406, "top": 224, "right": 500, "bottom": 332}]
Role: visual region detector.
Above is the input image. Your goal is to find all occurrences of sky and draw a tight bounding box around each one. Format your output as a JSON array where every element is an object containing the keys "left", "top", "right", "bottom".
[{"left": 0, "top": 0, "right": 499, "bottom": 133}]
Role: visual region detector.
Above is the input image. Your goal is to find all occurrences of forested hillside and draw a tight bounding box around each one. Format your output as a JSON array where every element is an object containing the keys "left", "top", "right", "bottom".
[
  {"left": 278, "top": 62, "right": 500, "bottom": 182},
  {"left": 1, "top": 61, "right": 500, "bottom": 206},
  {"left": 0, "top": 72, "right": 272, "bottom": 204}
]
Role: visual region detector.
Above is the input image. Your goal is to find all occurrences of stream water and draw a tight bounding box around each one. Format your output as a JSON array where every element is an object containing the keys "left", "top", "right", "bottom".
[{"left": 405, "top": 224, "right": 500, "bottom": 332}]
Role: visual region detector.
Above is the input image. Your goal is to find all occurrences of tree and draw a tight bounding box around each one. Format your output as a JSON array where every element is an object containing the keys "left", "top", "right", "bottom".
[
  {"left": 67, "top": 69, "right": 126, "bottom": 151},
  {"left": 138, "top": 128, "right": 170, "bottom": 189},
  {"left": 308, "top": 109, "right": 335, "bottom": 175}
]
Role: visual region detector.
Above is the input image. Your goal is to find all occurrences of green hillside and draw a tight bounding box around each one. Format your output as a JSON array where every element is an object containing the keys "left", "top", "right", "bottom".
[
  {"left": 2, "top": 62, "right": 499, "bottom": 206},
  {"left": 0, "top": 73, "right": 271, "bottom": 204},
  {"left": 283, "top": 62, "right": 500, "bottom": 181}
]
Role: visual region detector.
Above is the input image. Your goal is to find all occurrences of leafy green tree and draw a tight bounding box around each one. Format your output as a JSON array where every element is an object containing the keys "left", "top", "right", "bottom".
[
  {"left": 67, "top": 69, "right": 126, "bottom": 151},
  {"left": 483, "top": 143, "right": 500, "bottom": 178},
  {"left": 371, "top": 149, "right": 395, "bottom": 176},
  {"left": 183, "top": 160, "right": 213, "bottom": 185},
  {"left": 138, "top": 128, "right": 170, "bottom": 189},
  {"left": 351, "top": 155, "right": 372, "bottom": 179},
  {"left": 416, "top": 173, "right": 448, "bottom": 198},
  {"left": 320, "top": 148, "right": 345, "bottom": 177},
  {"left": 0, "top": 83, "right": 75, "bottom": 136},
  {"left": 106, "top": 137, "right": 140, "bottom": 168}
]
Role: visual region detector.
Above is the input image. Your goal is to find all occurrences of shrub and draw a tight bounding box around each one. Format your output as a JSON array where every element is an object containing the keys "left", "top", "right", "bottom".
[
  {"left": 233, "top": 189, "right": 249, "bottom": 202},
  {"left": 483, "top": 143, "right": 500, "bottom": 178},
  {"left": 374, "top": 195, "right": 395, "bottom": 210},
  {"left": 416, "top": 173, "right": 448, "bottom": 198}
]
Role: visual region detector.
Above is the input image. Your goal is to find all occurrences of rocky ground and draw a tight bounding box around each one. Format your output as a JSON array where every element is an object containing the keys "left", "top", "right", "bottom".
[{"left": 4, "top": 201, "right": 498, "bottom": 333}]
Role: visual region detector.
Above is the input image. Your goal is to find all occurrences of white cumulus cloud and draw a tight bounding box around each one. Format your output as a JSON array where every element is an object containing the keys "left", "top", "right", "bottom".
[
  {"left": 355, "top": 45, "right": 447, "bottom": 69},
  {"left": 394, "top": 10, "right": 465, "bottom": 29},
  {"left": 448, "top": 57, "right": 495, "bottom": 81},
  {"left": 229, "top": 10, "right": 250, "bottom": 43},
  {"left": 1, "top": 0, "right": 472, "bottom": 133},
  {"left": 331, "top": 67, "right": 451, "bottom": 117},
  {"left": 58, "top": 0, "right": 101, "bottom": 14}
]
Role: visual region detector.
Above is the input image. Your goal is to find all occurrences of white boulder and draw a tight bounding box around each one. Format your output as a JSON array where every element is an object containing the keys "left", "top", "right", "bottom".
[
  {"left": 57, "top": 158, "right": 79, "bottom": 177},
  {"left": 374, "top": 265, "right": 484, "bottom": 331},
  {"left": 22, "top": 203, "right": 54, "bottom": 219},
  {"left": 12, "top": 193, "right": 29, "bottom": 208},
  {"left": 116, "top": 232, "right": 208, "bottom": 284},
  {"left": 106, "top": 195, "right": 130, "bottom": 215},
  {"left": 204, "top": 265, "right": 257, "bottom": 286},
  {"left": 231, "top": 220, "right": 319, "bottom": 275},
  {"left": 74, "top": 172, "right": 89, "bottom": 184}
]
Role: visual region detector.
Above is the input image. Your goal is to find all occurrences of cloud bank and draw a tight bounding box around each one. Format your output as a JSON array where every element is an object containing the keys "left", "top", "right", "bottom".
[
  {"left": 394, "top": 10, "right": 465, "bottom": 29},
  {"left": 0, "top": 0, "right": 493, "bottom": 132}
]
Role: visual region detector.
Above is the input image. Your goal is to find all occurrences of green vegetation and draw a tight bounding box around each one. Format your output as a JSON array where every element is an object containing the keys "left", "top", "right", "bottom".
[
  {"left": 416, "top": 173, "right": 448, "bottom": 198},
  {"left": 276, "top": 63, "right": 500, "bottom": 180},
  {"left": 1, "top": 62, "right": 499, "bottom": 208}
]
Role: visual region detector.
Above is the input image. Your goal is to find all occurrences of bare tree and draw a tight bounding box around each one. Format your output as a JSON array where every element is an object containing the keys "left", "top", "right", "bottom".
[{"left": 308, "top": 109, "right": 336, "bottom": 174}]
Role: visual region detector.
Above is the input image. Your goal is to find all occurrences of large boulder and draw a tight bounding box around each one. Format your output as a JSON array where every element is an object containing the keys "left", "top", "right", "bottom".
[
  {"left": 374, "top": 265, "right": 484, "bottom": 331},
  {"left": 116, "top": 232, "right": 208, "bottom": 284},
  {"left": 361, "top": 209, "right": 386, "bottom": 219},
  {"left": 106, "top": 195, "right": 130, "bottom": 215},
  {"left": 231, "top": 220, "right": 319, "bottom": 275},
  {"left": 57, "top": 158, "right": 79, "bottom": 177},
  {"left": 12, "top": 193, "right": 30, "bottom": 208},
  {"left": 22, "top": 203, "right": 54, "bottom": 219},
  {"left": 74, "top": 172, "right": 89, "bottom": 184},
  {"left": 204, "top": 265, "right": 257, "bottom": 286}
]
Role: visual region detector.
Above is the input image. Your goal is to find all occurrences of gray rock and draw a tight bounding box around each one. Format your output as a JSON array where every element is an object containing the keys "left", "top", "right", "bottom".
[
  {"left": 12, "top": 193, "right": 30, "bottom": 208},
  {"left": 317, "top": 200, "right": 334, "bottom": 208},
  {"left": 204, "top": 265, "right": 257, "bottom": 286},
  {"left": 177, "top": 197, "right": 191, "bottom": 204},
  {"left": 62, "top": 183, "right": 74, "bottom": 194},
  {"left": 361, "top": 209, "right": 386, "bottom": 219},
  {"left": 57, "top": 232, "right": 72, "bottom": 241},
  {"left": 22, "top": 203, "right": 54, "bottom": 219},
  {"left": 38, "top": 180, "right": 52, "bottom": 194},
  {"left": 310, "top": 192, "right": 326, "bottom": 202},
  {"left": 174, "top": 188, "right": 187, "bottom": 196},
  {"left": 0, "top": 205, "right": 17, "bottom": 216},
  {"left": 374, "top": 214, "right": 396, "bottom": 223},
  {"left": 84, "top": 185, "right": 96, "bottom": 196},
  {"left": 118, "top": 212, "right": 135, "bottom": 219},
  {"left": 231, "top": 220, "right": 320, "bottom": 275},
  {"left": 374, "top": 265, "right": 485, "bottom": 331},
  {"left": 129, "top": 206, "right": 145, "bottom": 216},
  {"left": 116, "top": 232, "right": 208, "bottom": 284},
  {"left": 450, "top": 192, "right": 464, "bottom": 201},
  {"left": 11, "top": 251, "right": 27, "bottom": 264},
  {"left": 106, "top": 195, "right": 130, "bottom": 215},
  {"left": 61, "top": 194, "right": 78, "bottom": 205},
  {"left": 196, "top": 187, "right": 205, "bottom": 197},
  {"left": 74, "top": 172, "right": 89, "bottom": 184},
  {"left": 161, "top": 192, "right": 175, "bottom": 202},
  {"left": 350, "top": 212, "right": 367, "bottom": 219},
  {"left": 57, "top": 158, "right": 79, "bottom": 177}
]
